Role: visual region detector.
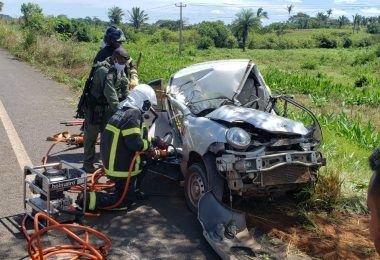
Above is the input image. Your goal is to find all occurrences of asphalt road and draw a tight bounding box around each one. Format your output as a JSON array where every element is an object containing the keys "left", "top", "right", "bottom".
[{"left": 0, "top": 49, "right": 218, "bottom": 259}]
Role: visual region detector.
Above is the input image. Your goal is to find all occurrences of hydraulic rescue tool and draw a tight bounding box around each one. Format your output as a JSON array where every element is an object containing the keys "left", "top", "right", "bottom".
[{"left": 43, "top": 119, "right": 86, "bottom": 164}]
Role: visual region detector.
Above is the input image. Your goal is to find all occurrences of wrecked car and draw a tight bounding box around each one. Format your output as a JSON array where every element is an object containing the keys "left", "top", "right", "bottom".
[{"left": 147, "top": 59, "right": 326, "bottom": 213}]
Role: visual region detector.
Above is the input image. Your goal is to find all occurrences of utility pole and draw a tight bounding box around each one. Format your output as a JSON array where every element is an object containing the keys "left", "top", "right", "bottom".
[{"left": 175, "top": 2, "right": 186, "bottom": 56}]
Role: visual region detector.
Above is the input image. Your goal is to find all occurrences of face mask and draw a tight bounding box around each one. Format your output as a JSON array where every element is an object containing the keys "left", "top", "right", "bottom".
[{"left": 114, "top": 62, "right": 125, "bottom": 72}]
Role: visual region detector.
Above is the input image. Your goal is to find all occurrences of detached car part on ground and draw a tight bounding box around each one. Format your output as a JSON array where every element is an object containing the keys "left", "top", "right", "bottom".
[{"left": 146, "top": 59, "right": 325, "bottom": 259}]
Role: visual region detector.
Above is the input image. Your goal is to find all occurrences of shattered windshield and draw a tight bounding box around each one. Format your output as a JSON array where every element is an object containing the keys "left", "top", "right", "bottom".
[{"left": 168, "top": 60, "right": 251, "bottom": 115}]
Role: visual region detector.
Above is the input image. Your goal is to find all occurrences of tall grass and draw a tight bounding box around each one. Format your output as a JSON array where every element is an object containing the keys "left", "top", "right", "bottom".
[
  {"left": 320, "top": 113, "right": 380, "bottom": 149},
  {"left": 263, "top": 67, "right": 380, "bottom": 107},
  {"left": 309, "top": 168, "right": 342, "bottom": 212}
]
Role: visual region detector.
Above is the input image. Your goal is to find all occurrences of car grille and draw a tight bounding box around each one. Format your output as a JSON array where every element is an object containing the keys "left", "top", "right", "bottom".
[{"left": 261, "top": 165, "right": 314, "bottom": 186}]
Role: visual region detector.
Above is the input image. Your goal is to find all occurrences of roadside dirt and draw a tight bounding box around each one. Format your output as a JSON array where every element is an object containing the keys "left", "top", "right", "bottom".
[{"left": 236, "top": 199, "right": 378, "bottom": 259}]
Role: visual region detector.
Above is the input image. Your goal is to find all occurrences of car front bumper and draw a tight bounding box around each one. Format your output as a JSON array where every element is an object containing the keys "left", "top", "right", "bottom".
[{"left": 216, "top": 150, "right": 325, "bottom": 173}]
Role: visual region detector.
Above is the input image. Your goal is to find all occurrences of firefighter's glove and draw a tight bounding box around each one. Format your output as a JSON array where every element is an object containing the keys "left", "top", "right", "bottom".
[
  {"left": 145, "top": 147, "right": 158, "bottom": 161},
  {"left": 152, "top": 136, "right": 169, "bottom": 150},
  {"left": 129, "top": 79, "right": 139, "bottom": 89},
  {"left": 128, "top": 69, "right": 139, "bottom": 89}
]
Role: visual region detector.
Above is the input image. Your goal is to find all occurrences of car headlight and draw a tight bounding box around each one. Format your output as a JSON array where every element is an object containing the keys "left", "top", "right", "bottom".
[{"left": 226, "top": 127, "right": 251, "bottom": 150}]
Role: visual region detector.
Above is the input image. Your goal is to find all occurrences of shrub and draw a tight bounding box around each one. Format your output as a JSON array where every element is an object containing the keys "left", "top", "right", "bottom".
[
  {"left": 247, "top": 39, "right": 255, "bottom": 49},
  {"left": 226, "top": 35, "right": 238, "bottom": 49},
  {"left": 351, "top": 52, "right": 376, "bottom": 65},
  {"left": 300, "top": 38, "right": 315, "bottom": 48},
  {"left": 160, "top": 28, "right": 177, "bottom": 43},
  {"left": 354, "top": 75, "right": 369, "bottom": 88},
  {"left": 356, "top": 37, "right": 372, "bottom": 47},
  {"left": 342, "top": 37, "right": 352, "bottom": 48},
  {"left": 183, "top": 29, "right": 200, "bottom": 44},
  {"left": 375, "top": 45, "right": 380, "bottom": 57},
  {"left": 197, "top": 36, "right": 213, "bottom": 49},
  {"left": 148, "top": 32, "right": 161, "bottom": 44},
  {"left": 197, "top": 21, "right": 230, "bottom": 48},
  {"left": 196, "top": 21, "right": 229, "bottom": 48},
  {"left": 309, "top": 169, "right": 342, "bottom": 211},
  {"left": 301, "top": 60, "right": 318, "bottom": 70},
  {"left": 367, "top": 23, "right": 380, "bottom": 34},
  {"left": 22, "top": 29, "right": 37, "bottom": 54},
  {"left": 121, "top": 26, "right": 140, "bottom": 43},
  {"left": 314, "top": 34, "right": 337, "bottom": 48},
  {"left": 277, "top": 37, "right": 298, "bottom": 49},
  {"left": 331, "top": 31, "right": 350, "bottom": 37},
  {"left": 54, "top": 16, "right": 72, "bottom": 40},
  {"left": 187, "top": 47, "right": 197, "bottom": 56},
  {"left": 72, "top": 25, "right": 92, "bottom": 42}
]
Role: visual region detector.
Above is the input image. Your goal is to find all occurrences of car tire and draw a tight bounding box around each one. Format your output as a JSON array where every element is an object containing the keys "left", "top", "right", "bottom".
[
  {"left": 184, "top": 154, "right": 224, "bottom": 214},
  {"left": 185, "top": 163, "right": 207, "bottom": 214}
]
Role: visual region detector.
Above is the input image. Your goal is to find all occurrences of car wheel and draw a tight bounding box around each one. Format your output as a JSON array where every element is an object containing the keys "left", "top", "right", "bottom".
[{"left": 185, "top": 163, "right": 207, "bottom": 214}]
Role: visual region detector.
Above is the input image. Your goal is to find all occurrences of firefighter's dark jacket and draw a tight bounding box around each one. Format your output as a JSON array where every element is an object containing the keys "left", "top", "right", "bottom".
[{"left": 100, "top": 106, "right": 149, "bottom": 178}]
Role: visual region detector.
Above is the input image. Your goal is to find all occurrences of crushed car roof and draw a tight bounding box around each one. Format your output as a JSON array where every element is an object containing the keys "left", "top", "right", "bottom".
[{"left": 168, "top": 59, "right": 253, "bottom": 109}]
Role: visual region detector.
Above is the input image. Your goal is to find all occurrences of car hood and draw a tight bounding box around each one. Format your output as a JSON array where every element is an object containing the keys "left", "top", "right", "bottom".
[{"left": 206, "top": 105, "right": 309, "bottom": 136}]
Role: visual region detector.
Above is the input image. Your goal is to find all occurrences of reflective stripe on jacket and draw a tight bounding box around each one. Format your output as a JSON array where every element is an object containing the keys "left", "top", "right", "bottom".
[{"left": 100, "top": 107, "right": 149, "bottom": 178}]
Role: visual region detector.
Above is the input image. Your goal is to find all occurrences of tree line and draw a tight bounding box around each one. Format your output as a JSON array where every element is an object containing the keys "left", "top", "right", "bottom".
[{"left": 0, "top": 2, "right": 379, "bottom": 51}]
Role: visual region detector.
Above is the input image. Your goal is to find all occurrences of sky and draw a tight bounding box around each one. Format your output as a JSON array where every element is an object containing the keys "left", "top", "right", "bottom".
[{"left": 2, "top": 0, "right": 380, "bottom": 25}]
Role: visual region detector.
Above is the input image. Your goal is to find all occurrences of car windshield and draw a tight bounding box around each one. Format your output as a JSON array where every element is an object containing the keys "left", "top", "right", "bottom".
[{"left": 168, "top": 59, "right": 251, "bottom": 115}]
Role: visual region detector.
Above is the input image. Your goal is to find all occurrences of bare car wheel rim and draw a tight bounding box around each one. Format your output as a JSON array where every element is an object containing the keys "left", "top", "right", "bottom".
[{"left": 189, "top": 173, "right": 205, "bottom": 208}]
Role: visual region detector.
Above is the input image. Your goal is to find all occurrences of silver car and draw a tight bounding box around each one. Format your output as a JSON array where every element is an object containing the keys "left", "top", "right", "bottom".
[{"left": 147, "top": 59, "right": 326, "bottom": 213}]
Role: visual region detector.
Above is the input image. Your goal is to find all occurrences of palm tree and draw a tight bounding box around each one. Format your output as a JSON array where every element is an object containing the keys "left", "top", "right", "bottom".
[
  {"left": 326, "top": 9, "right": 332, "bottom": 19},
  {"left": 287, "top": 4, "right": 294, "bottom": 18},
  {"left": 108, "top": 6, "right": 124, "bottom": 25},
  {"left": 128, "top": 7, "right": 149, "bottom": 31},
  {"left": 232, "top": 8, "right": 264, "bottom": 51},
  {"left": 256, "top": 7, "right": 268, "bottom": 20},
  {"left": 316, "top": 12, "right": 327, "bottom": 27},
  {"left": 360, "top": 16, "right": 368, "bottom": 26},
  {"left": 352, "top": 14, "right": 361, "bottom": 33},
  {"left": 232, "top": 9, "right": 255, "bottom": 51},
  {"left": 337, "top": 15, "right": 349, "bottom": 29}
]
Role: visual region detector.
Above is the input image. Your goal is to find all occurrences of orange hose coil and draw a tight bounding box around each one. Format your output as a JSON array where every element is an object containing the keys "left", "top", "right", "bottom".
[{"left": 22, "top": 212, "right": 111, "bottom": 260}]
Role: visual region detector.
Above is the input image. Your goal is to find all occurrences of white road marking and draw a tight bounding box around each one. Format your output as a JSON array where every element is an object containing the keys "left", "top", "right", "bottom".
[{"left": 0, "top": 99, "right": 32, "bottom": 170}]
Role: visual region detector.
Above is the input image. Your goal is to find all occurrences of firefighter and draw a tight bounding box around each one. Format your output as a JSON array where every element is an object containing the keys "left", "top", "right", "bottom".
[
  {"left": 82, "top": 47, "right": 130, "bottom": 173},
  {"left": 85, "top": 84, "right": 164, "bottom": 210},
  {"left": 368, "top": 148, "right": 380, "bottom": 254}
]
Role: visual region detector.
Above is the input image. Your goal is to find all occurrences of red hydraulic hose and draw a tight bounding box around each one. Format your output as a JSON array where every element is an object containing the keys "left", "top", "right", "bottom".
[{"left": 100, "top": 151, "right": 144, "bottom": 210}]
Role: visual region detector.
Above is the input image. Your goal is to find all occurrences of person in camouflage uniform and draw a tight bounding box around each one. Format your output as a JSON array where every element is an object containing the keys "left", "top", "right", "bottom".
[
  {"left": 82, "top": 47, "right": 132, "bottom": 173},
  {"left": 94, "top": 26, "right": 139, "bottom": 88}
]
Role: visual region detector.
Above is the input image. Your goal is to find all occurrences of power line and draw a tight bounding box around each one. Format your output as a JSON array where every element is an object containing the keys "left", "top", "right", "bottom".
[
  {"left": 188, "top": 2, "right": 379, "bottom": 8},
  {"left": 142, "top": 2, "right": 379, "bottom": 24},
  {"left": 146, "top": 4, "right": 177, "bottom": 11},
  {"left": 187, "top": 4, "right": 379, "bottom": 11}
]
